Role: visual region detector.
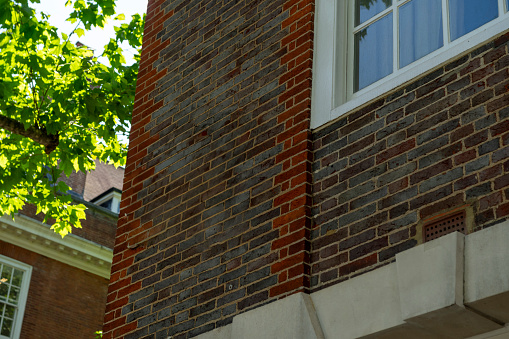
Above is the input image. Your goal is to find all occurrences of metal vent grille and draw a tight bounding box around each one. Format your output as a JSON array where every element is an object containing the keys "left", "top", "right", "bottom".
[{"left": 424, "top": 210, "right": 466, "bottom": 242}]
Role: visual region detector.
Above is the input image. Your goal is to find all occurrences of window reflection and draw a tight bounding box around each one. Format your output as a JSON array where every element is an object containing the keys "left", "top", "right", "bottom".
[
  {"left": 355, "top": 13, "right": 393, "bottom": 91},
  {"left": 449, "top": 0, "right": 498, "bottom": 41},
  {"left": 355, "top": 0, "right": 392, "bottom": 26}
]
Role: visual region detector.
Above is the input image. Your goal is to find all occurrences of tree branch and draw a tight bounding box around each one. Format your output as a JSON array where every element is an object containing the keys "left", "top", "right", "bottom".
[{"left": 0, "top": 115, "right": 59, "bottom": 154}]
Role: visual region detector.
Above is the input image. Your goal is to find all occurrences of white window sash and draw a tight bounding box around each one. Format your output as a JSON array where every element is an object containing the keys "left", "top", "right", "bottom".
[
  {"left": 0, "top": 255, "right": 32, "bottom": 339},
  {"left": 312, "top": 0, "right": 509, "bottom": 129}
]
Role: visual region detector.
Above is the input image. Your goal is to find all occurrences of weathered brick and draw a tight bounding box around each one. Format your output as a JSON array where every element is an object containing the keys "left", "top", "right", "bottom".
[{"left": 107, "top": 2, "right": 509, "bottom": 337}]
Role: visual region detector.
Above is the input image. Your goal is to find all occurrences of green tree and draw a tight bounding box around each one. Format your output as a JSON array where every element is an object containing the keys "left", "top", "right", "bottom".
[{"left": 0, "top": 0, "right": 144, "bottom": 236}]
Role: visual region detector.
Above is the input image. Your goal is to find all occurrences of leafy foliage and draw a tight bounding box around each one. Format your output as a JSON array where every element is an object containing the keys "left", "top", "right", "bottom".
[{"left": 0, "top": 0, "right": 144, "bottom": 236}]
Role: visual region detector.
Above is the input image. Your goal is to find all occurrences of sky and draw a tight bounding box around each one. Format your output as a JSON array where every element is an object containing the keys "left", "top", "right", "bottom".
[{"left": 33, "top": 0, "right": 149, "bottom": 64}]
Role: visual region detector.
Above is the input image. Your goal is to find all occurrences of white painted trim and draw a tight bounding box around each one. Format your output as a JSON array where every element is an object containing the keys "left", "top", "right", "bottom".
[
  {"left": 0, "top": 215, "right": 112, "bottom": 279},
  {"left": 312, "top": 0, "right": 509, "bottom": 129},
  {"left": 93, "top": 191, "right": 122, "bottom": 214},
  {"left": 0, "top": 255, "right": 32, "bottom": 339}
]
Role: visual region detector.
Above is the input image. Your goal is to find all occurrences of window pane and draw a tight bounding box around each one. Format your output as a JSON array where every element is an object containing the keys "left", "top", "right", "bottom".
[
  {"left": 449, "top": 0, "right": 498, "bottom": 41},
  {"left": 1, "top": 266, "right": 12, "bottom": 282},
  {"left": 8, "top": 287, "right": 19, "bottom": 304},
  {"left": 355, "top": 0, "right": 392, "bottom": 26},
  {"left": 0, "top": 284, "right": 7, "bottom": 301},
  {"left": 4, "top": 305, "right": 15, "bottom": 319},
  {"left": 1, "top": 318, "right": 12, "bottom": 337},
  {"left": 399, "top": 0, "right": 443, "bottom": 68},
  {"left": 11, "top": 270, "right": 22, "bottom": 288},
  {"left": 355, "top": 13, "right": 393, "bottom": 91}
]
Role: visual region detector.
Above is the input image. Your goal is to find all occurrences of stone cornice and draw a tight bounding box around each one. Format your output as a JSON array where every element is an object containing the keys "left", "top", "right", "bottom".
[{"left": 0, "top": 214, "right": 113, "bottom": 279}]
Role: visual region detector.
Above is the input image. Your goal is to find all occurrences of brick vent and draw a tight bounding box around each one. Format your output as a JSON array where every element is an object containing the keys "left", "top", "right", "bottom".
[{"left": 424, "top": 210, "right": 466, "bottom": 242}]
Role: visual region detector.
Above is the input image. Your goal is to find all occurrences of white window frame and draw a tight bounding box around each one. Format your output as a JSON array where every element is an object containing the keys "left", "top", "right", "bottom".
[
  {"left": 312, "top": 0, "right": 509, "bottom": 129},
  {"left": 92, "top": 190, "right": 122, "bottom": 214},
  {"left": 0, "top": 255, "right": 32, "bottom": 339}
]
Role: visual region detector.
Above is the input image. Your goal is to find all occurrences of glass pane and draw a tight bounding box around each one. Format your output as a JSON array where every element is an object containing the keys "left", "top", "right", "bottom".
[
  {"left": 8, "top": 287, "right": 19, "bottom": 304},
  {"left": 399, "top": 0, "right": 443, "bottom": 68},
  {"left": 449, "top": 0, "right": 498, "bottom": 41},
  {"left": 1, "top": 266, "right": 12, "bottom": 282},
  {"left": 4, "top": 305, "right": 15, "bottom": 319},
  {"left": 0, "top": 284, "right": 7, "bottom": 301},
  {"left": 11, "top": 270, "right": 22, "bottom": 288},
  {"left": 355, "top": 0, "right": 392, "bottom": 25},
  {"left": 1, "top": 318, "right": 12, "bottom": 337},
  {"left": 354, "top": 13, "right": 393, "bottom": 91}
]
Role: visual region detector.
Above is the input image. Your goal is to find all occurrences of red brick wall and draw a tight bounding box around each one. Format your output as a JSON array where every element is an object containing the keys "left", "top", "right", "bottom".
[
  {"left": 103, "top": 0, "right": 509, "bottom": 337},
  {"left": 310, "top": 33, "right": 509, "bottom": 291},
  {"left": 0, "top": 241, "right": 108, "bottom": 339},
  {"left": 21, "top": 204, "right": 117, "bottom": 249},
  {"left": 104, "top": 0, "right": 315, "bottom": 337}
]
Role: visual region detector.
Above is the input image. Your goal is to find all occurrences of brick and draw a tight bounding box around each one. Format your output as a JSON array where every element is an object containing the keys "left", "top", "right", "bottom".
[
  {"left": 339, "top": 229, "right": 376, "bottom": 251},
  {"left": 494, "top": 173, "right": 509, "bottom": 190},
  {"left": 105, "top": 2, "right": 509, "bottom": 338},
  {"left": 496, "top": 202, "right": 509, "bottom": 218},
  {"left": 480, "top": 165, "right": 502, "bottom": 182},
  {"left": 379, "top": 240, "right": 418, "bottom": 261},
  {"left": 376, "top": 92, "right": 415, "bottom": 117},
  {"left": 410, "top": 159, "right": 452, "bottom": 185},
  {"left": 406, "top": 89, "right": 445, "bottom": 115},
  {"left": 419, "top": 194, "right": 464, "bottom": 219},
  {"left": 454, "top": 174, "right": 478, "bottom": 191},
  {"left": 376, "top": 139, "right": 416, "bottom": 165},
  {"left": 479, "top": 192, "right": 503, "bottom": 211},
  {"left": 312, "top": 253, "right": 348, "bottom": 274},
  {"left": 410, "top": 185, "right": 453, "bottom": 210},
  {"left": 377, "top": 212, "right": 417, "bottom": 236},
  {"left": 465, "top": 155, "right": 490, "bottom": 174},
  {"left": 493, "top": 146, "right": 509, "bottom": 163},
  {"left": 349, "top": 212, "right": 388, "bottom": 235},
  {"left": 419, "top": 167, "right": 463, "bottom": 193},
  {"left": 339, "top": 253, "right": 378, "bottom": 276},
  {"left": 349, "top": 237, "right": 388, "bottom": 261}
]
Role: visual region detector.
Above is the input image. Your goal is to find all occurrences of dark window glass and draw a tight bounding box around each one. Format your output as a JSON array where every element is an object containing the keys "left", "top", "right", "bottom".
[{"left": 100, "top": 199, "right": 113, "bottom": 210}]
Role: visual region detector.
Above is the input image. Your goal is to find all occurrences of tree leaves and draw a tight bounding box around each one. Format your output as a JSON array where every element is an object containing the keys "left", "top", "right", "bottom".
[{"left": 0, "top": 0, "right": 144, "bottom": 236}]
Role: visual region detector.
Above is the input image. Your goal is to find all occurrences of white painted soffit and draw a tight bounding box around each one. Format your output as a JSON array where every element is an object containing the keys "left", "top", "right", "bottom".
[{"left": 0, "top": 214, "right": 113, "bottom": 279}]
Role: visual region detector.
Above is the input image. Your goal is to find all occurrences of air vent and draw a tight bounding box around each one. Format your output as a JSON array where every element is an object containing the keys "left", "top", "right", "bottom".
[{"left": 423, "top": 210, "right": 466, "bottom": 242}]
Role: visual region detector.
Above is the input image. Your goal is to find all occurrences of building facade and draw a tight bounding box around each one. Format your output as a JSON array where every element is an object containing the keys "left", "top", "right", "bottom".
[
  {"left": 103, "top": 0, "right": 509, "bottom": 338},
  {"left": 0, "top": 162, "right": 123, "bottom": 338}
]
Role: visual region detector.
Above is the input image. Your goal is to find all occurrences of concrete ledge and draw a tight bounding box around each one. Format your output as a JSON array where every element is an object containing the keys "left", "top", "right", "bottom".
[
  {"left": 194, "top": 324, "right": 232, "bottom": 339},
  {"left": 465, "top": 222, "right": 509, "bottom": 324},
  {"left": 312, "top": 264, "right": 404, "bottom": 338},
  {"left": 231, "top": 293, "right": 324, "bottom": 339},
  {"left": 195, "top": 220, "right": 509, "bottom": 338},
  {"left": 396, "top": 232, "right": 464, "bottom": 319}
]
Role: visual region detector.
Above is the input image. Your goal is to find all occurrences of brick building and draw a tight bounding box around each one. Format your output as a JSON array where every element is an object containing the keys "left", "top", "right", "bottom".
[
  {"left": 104, "top": 0, "right": 509, "bottom": 338},
  {"left": 0, "top": 161, "right": 123, "bottom": 338}
]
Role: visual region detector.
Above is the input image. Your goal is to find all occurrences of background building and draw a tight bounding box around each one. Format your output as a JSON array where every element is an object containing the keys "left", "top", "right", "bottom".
[
  {"left": 103, "top": 0, "right": 509, "bottom": 338},
  {"left": 0, "top": 161, "right": 123, "bottom": 338}
]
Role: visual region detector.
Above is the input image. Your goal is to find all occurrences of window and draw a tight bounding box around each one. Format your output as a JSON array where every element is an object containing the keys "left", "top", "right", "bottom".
[
  {"left": 311, "top": 0, "right": 509, "bottom": 128},
  {"left": 0, "top": 256, "right": 31, "bottom": 339},
  {"left": 90, "top": 188, "right": 121, "bottom": 214},
  {"left": 99, "top": 198, "right": 113, "bottom": 210},
  {"left": 352, "top": 0, "right": 503, "bottom": 92}
]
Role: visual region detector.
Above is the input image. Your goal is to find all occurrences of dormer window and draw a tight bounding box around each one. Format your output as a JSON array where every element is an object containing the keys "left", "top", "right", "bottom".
[{"left": 90, "top": 188, "right": 121, "bottom": 214}]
